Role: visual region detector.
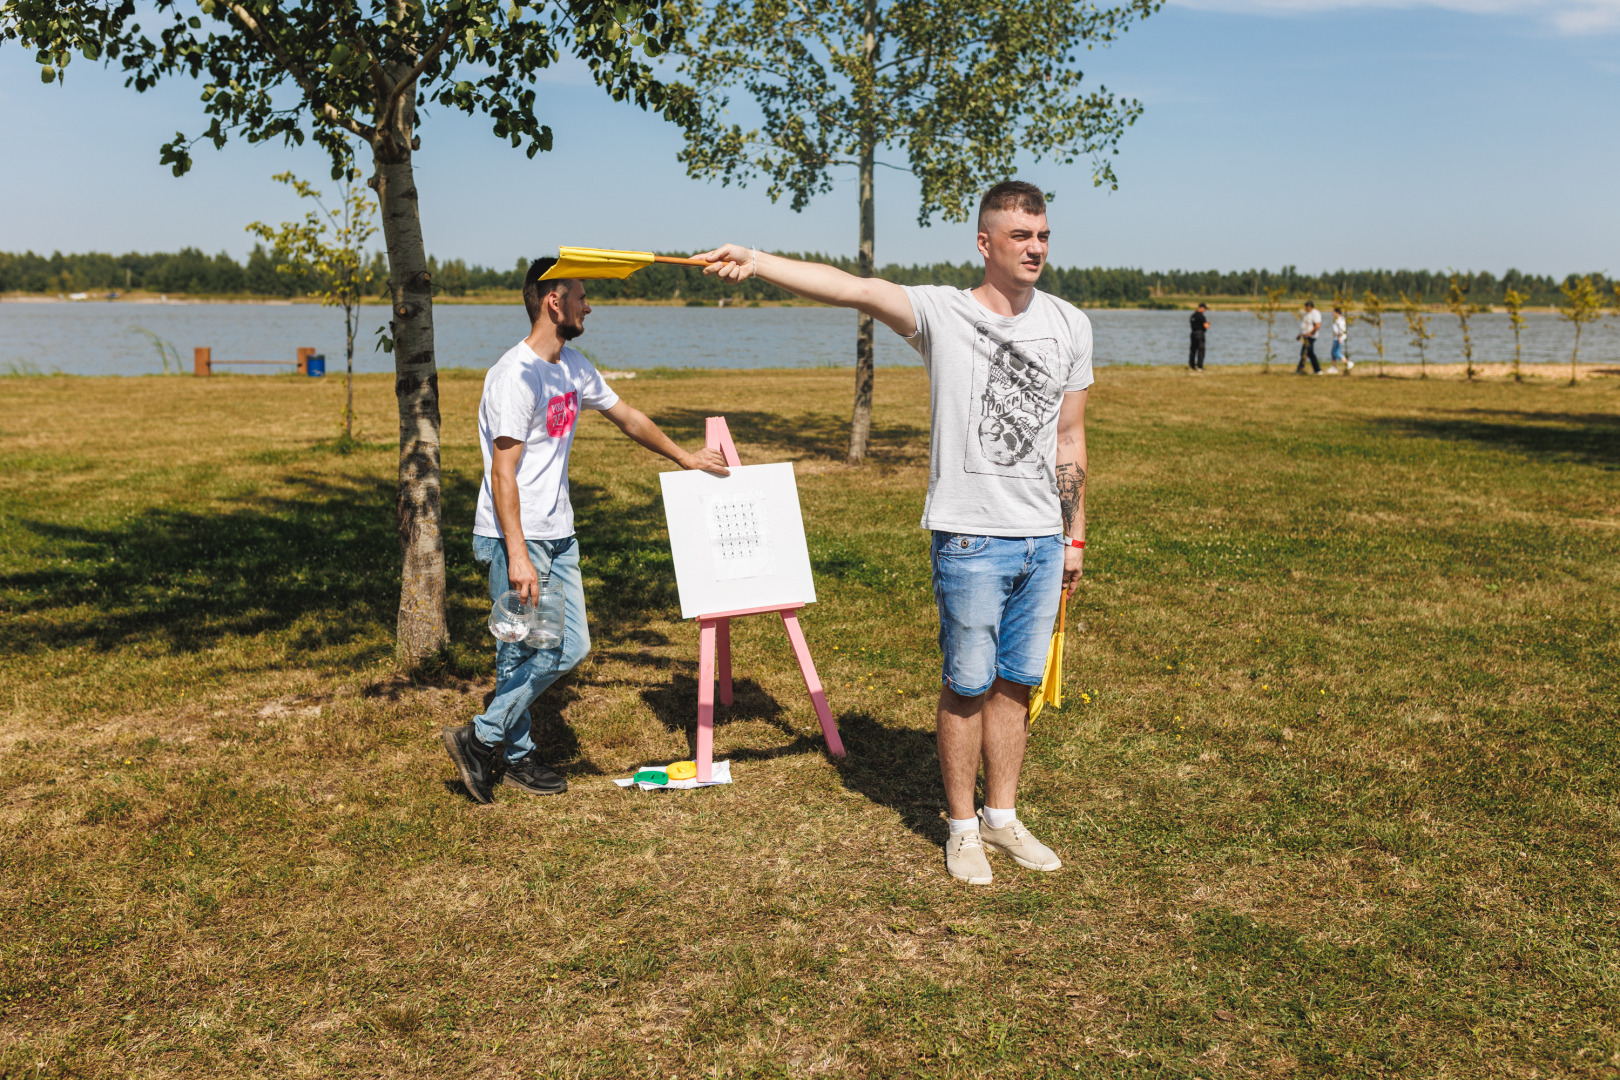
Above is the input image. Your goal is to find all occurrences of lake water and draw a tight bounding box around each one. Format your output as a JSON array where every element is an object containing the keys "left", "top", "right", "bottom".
[{"left": 1, "top": 298, "right": 1610, "bottom": 376}]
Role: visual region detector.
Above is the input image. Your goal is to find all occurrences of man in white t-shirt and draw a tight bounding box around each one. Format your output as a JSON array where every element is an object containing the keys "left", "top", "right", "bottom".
[
  {"left": 1296, "top": 300, "right": 1322, "bottom": 375},
  {"left": 1328, "top": 305, "right": 1351, "bottom": 374},
  {"left": 441, "top": 258, "right": 730, "bottom": 804},
  {"left": 695, "top": 181, "right": 1089, "bottom": 885}
]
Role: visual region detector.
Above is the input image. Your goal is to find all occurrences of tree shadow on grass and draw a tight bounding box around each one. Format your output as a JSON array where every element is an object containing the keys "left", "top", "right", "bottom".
[
  {"left": 0, "top": 469, "right": 486, "bottom": 662},
  {"left": 832, "top": 710, "right": 948, "bottom": 845},
  {"left": 1374, "top": 409, "right": 1620, "bottom": 470},
  {"left": 640, "top": 407, "right": 925, "bottom": 464}
]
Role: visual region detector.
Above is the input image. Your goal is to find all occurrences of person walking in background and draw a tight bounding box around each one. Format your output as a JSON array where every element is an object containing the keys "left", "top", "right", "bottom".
[
  {"left": 1328, "top": 305, "right": 1352, "bottom": 374},
  {"left": 1188, "top": 303, "right": 1209, "bottom": 372},
  {"left": 1296, "top": 300, "right": 1322, "bottom": 375}
]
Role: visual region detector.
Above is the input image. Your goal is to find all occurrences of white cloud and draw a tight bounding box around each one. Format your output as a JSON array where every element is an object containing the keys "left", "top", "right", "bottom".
[{"left": 1168, "top": 0, "right": 1620, "bottom": 33}]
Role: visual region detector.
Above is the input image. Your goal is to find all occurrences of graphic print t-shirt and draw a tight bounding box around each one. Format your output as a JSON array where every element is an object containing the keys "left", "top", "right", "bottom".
[
  {"left": 903, "top": 285, "right": 1094, "bottom": 537},
  {"left": 474, "top": 340, "right": 619, "bottom": 540}
]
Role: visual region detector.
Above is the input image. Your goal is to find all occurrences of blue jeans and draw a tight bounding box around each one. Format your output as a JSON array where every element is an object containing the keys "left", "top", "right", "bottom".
[
  {"left": 1331, "top": 340, "right": 1345, "bottom": 362},
  {"left": 471, "top": 534, "right": 590, "bottom": 763},
  {"left": 930, "top": 533, "right": 1064, "bottom": 697}
]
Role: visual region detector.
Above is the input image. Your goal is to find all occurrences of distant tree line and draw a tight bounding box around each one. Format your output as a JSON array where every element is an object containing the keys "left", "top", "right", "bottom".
[
  {"left": 0, "top": 246, "right": 388, "bottom": 298},
  {"left": 4, "top": 249, "right": 1609, "bottom": 308}
]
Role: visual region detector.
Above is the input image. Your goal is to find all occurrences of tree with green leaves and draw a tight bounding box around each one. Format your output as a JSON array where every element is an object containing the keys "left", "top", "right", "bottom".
[
  {"left": 249, "top": 170, "right": 377, "bottom": 442},
  {"left": 1502, "top": 287, "right": 1528, "bottom": 383},
  {"left": 1557, "top": 274, "right": 1602, "bottom": 386},
  {"left": 670, "top": 0, "right": 1159, "bottom": 462},
  {"left": 1401, "top": 292, "right": 1432, "bottom": 377},
  {"left": 1443, "top": 273, "right": 1488, "bottom": 381},
  {"left": 4, "top": 0, "right": 686, "bottom": 663},
  {"left": 1361, "top": 290, "right": 1388, "bottom": 376},
  {"left": 1255, "top": 285, "right": 1288, "bottom": 373}
]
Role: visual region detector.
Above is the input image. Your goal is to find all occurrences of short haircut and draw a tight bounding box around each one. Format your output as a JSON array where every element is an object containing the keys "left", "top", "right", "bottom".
[
  {"left": 1333, "top": 305, "right": 1342, "bottom": 313},
  {"left": 1304, "top": 300, "right": 1315, "bottom": 308},
  {"left": 977, "top": 181, "right": 1047, "bottom": 232},
  {"left": 523, "top": 257, "right": 574, "bottom": 323},
  {"left": 1196, "top": 303, "right": 1207, "bottom": 309}
]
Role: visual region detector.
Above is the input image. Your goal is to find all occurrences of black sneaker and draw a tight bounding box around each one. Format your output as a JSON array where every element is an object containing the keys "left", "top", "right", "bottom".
[
  {"left": 441, "top": 724, "right": 501, "bottom": 804},
  {"left": 503, "top": 752, "right": 568, "bottom": 796}
]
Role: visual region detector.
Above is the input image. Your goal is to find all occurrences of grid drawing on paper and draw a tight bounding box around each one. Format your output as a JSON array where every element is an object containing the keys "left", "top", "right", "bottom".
[{"left": 701, "top": 490, "right": 776, "bottom": 580}]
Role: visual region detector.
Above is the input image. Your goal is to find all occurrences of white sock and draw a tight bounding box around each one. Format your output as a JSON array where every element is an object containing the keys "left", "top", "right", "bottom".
[
  {"left": 948, "top": 816, "right": 979, "bottom": 835},
  {"left": 982, "top": 805, "right": 1017, "bottom": 830}
]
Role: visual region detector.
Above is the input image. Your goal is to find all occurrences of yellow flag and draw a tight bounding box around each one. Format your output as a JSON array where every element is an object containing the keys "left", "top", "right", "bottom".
[
  {"left": 540, "top": 246, "right": 658, "bottom": 280},
  {"left": 1028, "top": 587, "right": 1069, "bottom": 725}
]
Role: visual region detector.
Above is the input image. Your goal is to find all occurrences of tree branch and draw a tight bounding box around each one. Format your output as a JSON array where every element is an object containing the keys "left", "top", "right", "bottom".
[
  {"left": 381, "top": 21, "right": 457, "bottom": 128},
  {"left": 225, "top": 0, "right": 373, "bottom": 141}
]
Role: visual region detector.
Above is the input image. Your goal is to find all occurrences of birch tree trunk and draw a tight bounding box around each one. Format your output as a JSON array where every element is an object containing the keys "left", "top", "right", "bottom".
[
  {"left": 371, "top": 84, "right": 448, "bottom": 665},
  {"left": 848, "top": 144, "right": 875, "bottom": 465},
  {"left": 846, "top": 0, "right": 878, "bottom": 466}
]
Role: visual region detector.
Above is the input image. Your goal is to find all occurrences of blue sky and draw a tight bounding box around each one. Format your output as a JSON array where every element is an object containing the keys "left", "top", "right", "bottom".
[{"left": 1, "top": 0, "right": 1616, "bottom": 275}]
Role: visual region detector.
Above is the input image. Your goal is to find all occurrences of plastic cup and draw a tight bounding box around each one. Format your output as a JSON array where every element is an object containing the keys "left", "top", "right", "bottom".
[{"left": 489, "top": 589, "right": 539, "bottom": 643}]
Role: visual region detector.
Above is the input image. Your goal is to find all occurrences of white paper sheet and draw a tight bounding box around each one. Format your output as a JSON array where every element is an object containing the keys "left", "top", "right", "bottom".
[
  {"left": 658, "top": 463, "right": 816, "bottom": 620},
  {"left": 612, "top": 760, "right": 733, "bottom": 790},
  {"left": 702, "top": 491, "right": 776, "bottom": 580}
]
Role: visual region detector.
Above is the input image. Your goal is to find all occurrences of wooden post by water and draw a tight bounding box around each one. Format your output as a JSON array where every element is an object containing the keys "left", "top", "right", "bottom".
[
  {"left": 194, "top": 347, "right": 211, "bottom": 377},
  {"left": 296, "top": 347, "right": 314, "bottom": 375}
]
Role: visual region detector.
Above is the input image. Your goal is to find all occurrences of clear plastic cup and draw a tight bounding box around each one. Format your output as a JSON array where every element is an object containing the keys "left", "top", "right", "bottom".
[
  {"left": 488, "top": 585, "right": 565, "bottom": 649},
  {"left": 528, "top": 580, "right": 565, "bottom": 649},
  {"left": 489, "top": 590, "right": 539, "bottom": 643}
]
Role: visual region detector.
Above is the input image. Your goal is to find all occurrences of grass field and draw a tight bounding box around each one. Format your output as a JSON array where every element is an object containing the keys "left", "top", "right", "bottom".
[{"left": 1, "top": 365, "right": 1616, "bottom": 1079}]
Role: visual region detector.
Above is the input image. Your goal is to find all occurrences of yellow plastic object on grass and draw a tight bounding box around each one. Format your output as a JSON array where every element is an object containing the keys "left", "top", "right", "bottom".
[
  {"left": 539, "top": 246, "right": 709, "bottom": 281},
  {"left": 1027, "top": 587, "right": 1070, "bottom": 725},
  {"left": 665, "top": 760, "right": 697, "bottom": 781}
]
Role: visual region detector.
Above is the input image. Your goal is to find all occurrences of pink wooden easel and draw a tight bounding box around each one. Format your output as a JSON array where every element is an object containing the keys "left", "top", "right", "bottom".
[{"left": 692, "top": 417, "right": 846, "bottom": 782}]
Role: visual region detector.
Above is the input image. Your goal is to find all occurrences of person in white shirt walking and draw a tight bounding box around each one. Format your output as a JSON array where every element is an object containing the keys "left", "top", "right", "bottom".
[
  {"left": 694, "top": 180, "right": 1089, "bottom": 885},
  {"left": 441, "top": 258, "right": 730, "bottom": 804},
  {"left": 1327, "top": 306, "right": 1352, "bottom": 374},
  {"left": 1295, "top": 300, "right": 1322, "bottom": 375}
]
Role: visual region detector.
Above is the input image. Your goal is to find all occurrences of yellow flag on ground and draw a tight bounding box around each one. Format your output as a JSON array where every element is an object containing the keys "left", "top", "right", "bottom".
[
  {"left": 1028, "top": 586, "right": 1070, "bottom": 725},
  {"left": 539, "top": 247, "right": 713, "bottom": 281}
]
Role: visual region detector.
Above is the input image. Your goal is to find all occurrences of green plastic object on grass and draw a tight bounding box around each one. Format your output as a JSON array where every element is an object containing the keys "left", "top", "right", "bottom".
[{"left": 633, "top": 770, "right": 669, "bottom": 785}]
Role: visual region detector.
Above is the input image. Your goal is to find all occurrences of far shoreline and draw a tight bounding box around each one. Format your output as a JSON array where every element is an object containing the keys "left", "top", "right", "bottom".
[{"left": 0, "top": 291, "right": 1569, "bottom": 314}]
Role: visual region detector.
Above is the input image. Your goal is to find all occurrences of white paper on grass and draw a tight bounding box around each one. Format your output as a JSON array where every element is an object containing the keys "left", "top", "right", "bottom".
[
  {"left": 613, "top": 760, "right": 733, "bottom": 790},
  {"left": 658, "top": 462, "right": 816, "bottom": 620}
]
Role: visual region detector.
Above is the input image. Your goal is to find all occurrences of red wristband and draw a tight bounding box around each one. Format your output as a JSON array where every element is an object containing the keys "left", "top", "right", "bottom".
[{"left": 1065, "top": 536, "right": 1085, "bottom": 549}]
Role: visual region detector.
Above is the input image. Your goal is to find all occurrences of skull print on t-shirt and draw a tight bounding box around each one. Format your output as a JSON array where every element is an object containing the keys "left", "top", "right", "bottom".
[{"left": 966, "top": 326, "right": 1061, "bottom": 478}]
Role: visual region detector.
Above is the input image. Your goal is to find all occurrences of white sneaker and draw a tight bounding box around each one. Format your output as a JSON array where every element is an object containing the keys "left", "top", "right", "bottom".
[
  {"left": 945, "top": 830, "right": 993, "bottom": 884},
  {"left": 1345, "top": 360, "right": 1355, "bottom": 370},
  {"left": 977, "top": 812, "right": 1063, "bottom": 871}
]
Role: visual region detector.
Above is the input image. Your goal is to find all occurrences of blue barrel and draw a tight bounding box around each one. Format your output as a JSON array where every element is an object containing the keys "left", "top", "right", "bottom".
[{"left": 307, "top": 354, "right": 326, "bottom": 377}]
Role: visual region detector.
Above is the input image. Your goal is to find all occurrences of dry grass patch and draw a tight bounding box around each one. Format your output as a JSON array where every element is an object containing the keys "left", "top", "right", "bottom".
[{"left": 0, "top": 366, "right": 1616, "bottom": 1077}]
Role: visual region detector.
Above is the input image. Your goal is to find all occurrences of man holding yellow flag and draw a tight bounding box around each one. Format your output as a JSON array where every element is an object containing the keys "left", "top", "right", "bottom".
[{"left": 697, "top": 180, "right": 1090, "bottom": 885}]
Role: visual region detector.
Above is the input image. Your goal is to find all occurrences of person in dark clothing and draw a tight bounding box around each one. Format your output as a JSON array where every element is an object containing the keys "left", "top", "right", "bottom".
[
  {"left": 1295, "top": 300, "right": 1322, "bottom": 374},
  {"left": 1188, "top": 303, "right": 1209, "bottom": 371}
]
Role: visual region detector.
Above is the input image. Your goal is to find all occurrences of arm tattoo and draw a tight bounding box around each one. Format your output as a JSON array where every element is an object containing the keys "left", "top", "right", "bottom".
[{"left": 1055, "top": 462, "right": 1085, "bottom": 534}]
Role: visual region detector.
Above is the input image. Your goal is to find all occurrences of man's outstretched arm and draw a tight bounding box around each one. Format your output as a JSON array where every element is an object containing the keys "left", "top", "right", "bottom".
[
  {"left": 694, "top": 245, "right": 917, "bottom": 338},
  {"left": 600, "top": 400, "right": 731, "bottom": 475}
]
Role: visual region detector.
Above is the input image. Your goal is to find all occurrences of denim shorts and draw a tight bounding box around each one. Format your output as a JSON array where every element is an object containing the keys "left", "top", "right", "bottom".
[{"left": 930, "top": 532, "right": 1065, "bottom": 697}]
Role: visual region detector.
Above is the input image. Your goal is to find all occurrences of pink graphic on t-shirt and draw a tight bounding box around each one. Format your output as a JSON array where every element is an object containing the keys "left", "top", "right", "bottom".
[{"left": 545, "top": 391, "right": 579, "bottom": 438}]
